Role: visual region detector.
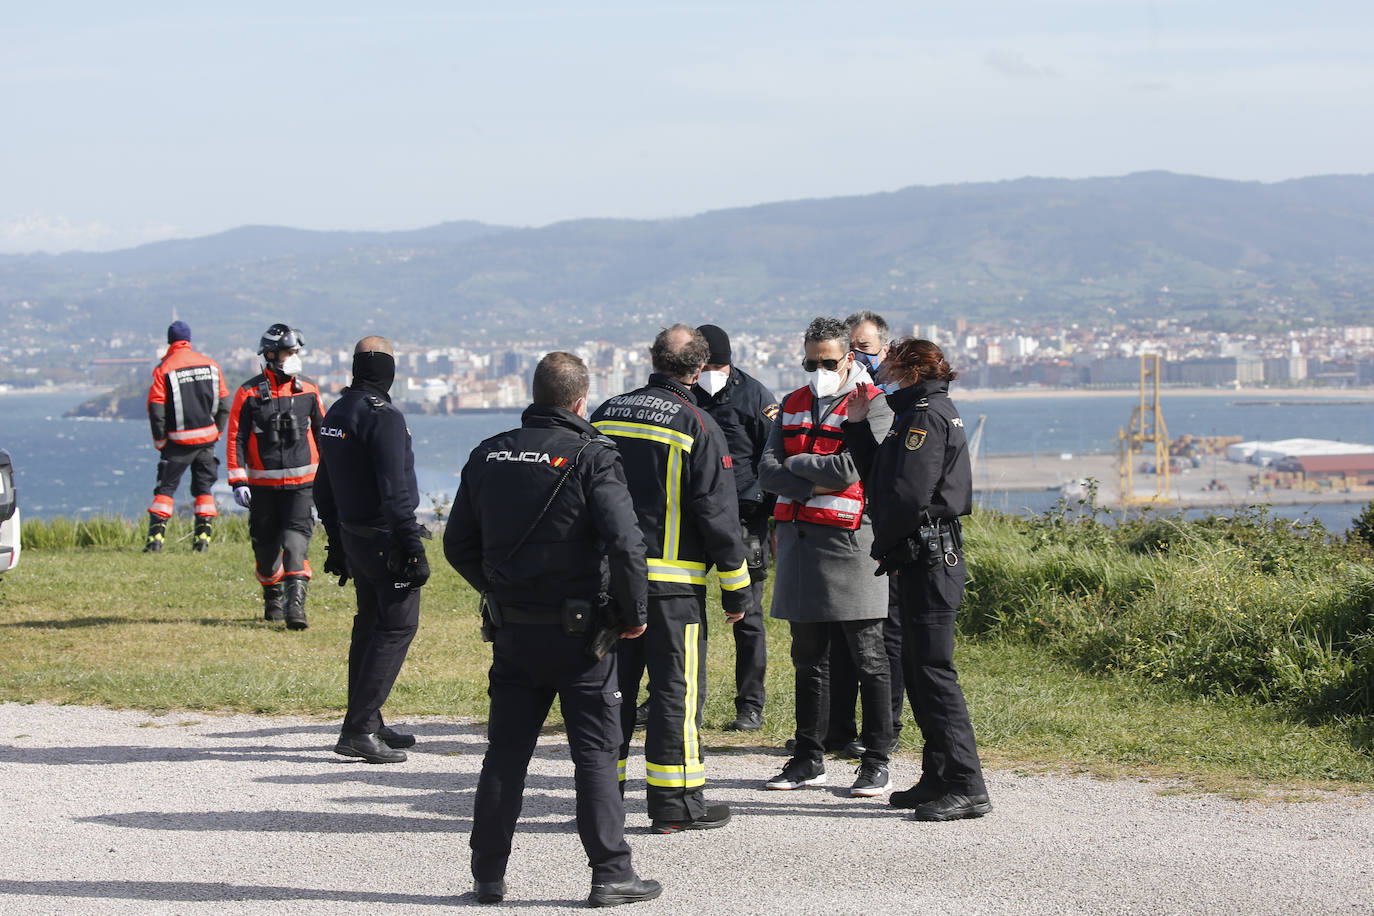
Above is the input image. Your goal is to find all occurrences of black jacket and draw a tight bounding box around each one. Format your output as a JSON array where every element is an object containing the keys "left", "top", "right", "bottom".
[
  {"left": 591, "top": 373, "right": 751, "bottom": 614},
  {"left": 691, "top": 366, "right": 779, "bottom": 520},
  {"left": 315, "top": 386, "right": 426, "bottom": 557},
  {"left": 845, "top": 380, "right": 973, "bottom": 561},
  {"left": 443, "top": 404, "right": 648, "bottom": 628}
]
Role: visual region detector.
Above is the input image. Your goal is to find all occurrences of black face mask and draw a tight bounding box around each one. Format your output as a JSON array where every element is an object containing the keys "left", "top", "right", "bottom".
[{"left": 352, "top": 351, "right": 395, "bottom": 397}]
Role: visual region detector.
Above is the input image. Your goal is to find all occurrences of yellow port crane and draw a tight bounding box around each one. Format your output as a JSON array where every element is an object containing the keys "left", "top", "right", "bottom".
[{"left": 1117, "top": 353, "right": 1172, "bottom": 505}]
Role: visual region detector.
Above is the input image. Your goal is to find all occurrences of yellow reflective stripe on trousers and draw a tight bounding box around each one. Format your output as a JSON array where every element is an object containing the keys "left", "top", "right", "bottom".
[
  {"left": 684, "top": 621, "right": 701, "bottom": 782},
  {"left": 617, "top": 758, "right": 627, "bottom": 783},
  {"left": 644, "top": 621, "right": 705, "bottom": 788},
  {"left": 717, "top": 560, "right": 751, "bottom": 591},
  {"left": 663, "top": 445, "right": 682, "bottom": 559},
  {"left": 591, "top": 420, "right": 695, "bottom": 453},
  {"left": 644, "top": 761, "right": 706, "bottom": 788}
]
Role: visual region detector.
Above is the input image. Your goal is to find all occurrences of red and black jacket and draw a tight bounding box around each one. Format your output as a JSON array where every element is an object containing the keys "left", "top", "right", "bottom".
[
  {"left": 226, "top": 369, "right": 324, "bottom": 489},
  {"left": 147, "top": 341, "right": 229, "bottom": 449}
]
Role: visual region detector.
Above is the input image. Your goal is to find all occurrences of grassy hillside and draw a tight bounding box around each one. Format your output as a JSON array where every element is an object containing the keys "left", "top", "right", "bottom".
[{"left": 3, "top": 508, "right": 1372, "bottom": 792}]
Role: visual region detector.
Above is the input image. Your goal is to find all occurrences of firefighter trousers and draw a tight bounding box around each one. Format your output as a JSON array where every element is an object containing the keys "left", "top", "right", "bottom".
[
  {"left": 618, "top": 593, "right": 709, "bottom": 823},
  {"left": 149, "top": 444, "right": 219, "bottom": 518},
  {"left": 248, "top": 486, "right": 314, "bottom": 584}
]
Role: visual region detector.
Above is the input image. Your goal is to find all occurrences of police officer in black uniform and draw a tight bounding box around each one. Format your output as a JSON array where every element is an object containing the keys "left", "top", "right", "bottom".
[
  {"left": 843, "top": 337, "right": 991, "bottom": 822},
  {"left": 444, "top": 351, "right": 662, "bottom": 908},
  {"left": 315, "top": 336, "right": 430, "bottom": 765},
  {"left": 691, "top": 324, "right": 779, "bottom": 732}
]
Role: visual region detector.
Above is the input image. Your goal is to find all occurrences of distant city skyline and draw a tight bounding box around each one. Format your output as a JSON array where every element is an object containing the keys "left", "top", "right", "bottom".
[{"left": 4, "top": 1, "right": 1373, "bottom": 253}]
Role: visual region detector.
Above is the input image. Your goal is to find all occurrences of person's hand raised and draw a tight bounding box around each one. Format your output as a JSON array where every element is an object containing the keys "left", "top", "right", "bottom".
[{"left": 846, "top": 383, "right": 872, "bottom": 422}]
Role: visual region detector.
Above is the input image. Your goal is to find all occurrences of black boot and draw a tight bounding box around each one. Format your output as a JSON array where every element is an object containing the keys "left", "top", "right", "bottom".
[
  {"left": 192, "top": 517, "right": 213, "bottom": 553},
  {"left": 284, "top": 576, "right": 308, "bottom": 630},
  {"left": 263, "top": 582, "right": 285, "bottom": 621},
  {"left": 143, "top": 513, "right": 167, "bottom": 553}
]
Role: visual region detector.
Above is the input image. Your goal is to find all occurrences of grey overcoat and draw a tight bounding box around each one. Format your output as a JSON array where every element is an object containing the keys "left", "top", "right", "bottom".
[{"left": 760, "top": 368, "right": 893, "bottom": 623}]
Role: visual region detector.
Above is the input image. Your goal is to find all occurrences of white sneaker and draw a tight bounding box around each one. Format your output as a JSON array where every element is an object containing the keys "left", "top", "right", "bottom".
[{"left": 765, "top": 757, "right": 827, "bottom": 790}]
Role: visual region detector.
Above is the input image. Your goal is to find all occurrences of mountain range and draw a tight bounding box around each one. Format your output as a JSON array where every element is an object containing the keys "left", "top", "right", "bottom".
[{"left": 4, "top": 171, "right": 1373, "bottom": 354}]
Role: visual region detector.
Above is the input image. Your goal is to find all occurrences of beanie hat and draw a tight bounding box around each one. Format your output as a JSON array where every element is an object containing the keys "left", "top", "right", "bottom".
[
  {"left": 697, "top": 324, "right": 731, "bottom": 366},
  {"left": 167, "top": 321, "right": 192, "bottom": 343}
]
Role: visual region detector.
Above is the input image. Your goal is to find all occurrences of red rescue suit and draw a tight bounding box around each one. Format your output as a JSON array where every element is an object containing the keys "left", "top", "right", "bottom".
[{"left": 146, "top": 340, "right": 229, "bottom": 518}]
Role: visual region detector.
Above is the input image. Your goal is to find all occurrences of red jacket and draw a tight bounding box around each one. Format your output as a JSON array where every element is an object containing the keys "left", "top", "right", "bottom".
[
  {"left": 147, "top": 340, "right": 229, "bottom": 449},
  {"left": 772, "top": 384, "right": 879, "bottom": 530},
  {"left": 226, "top": 369, "right": 324, "bottom": 488}
]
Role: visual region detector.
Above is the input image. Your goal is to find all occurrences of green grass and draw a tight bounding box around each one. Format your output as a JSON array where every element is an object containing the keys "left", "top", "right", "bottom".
[
  {"left": 20, "top": 515, "right": 252, "bottom": 550},
  {"left": 2, "top": 528, "right": 1372, "bottom": 792}
]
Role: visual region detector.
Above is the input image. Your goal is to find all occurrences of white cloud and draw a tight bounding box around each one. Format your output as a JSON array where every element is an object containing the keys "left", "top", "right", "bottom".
[{"left": 0, "top": 215, "right": 183, "bottom": 254}]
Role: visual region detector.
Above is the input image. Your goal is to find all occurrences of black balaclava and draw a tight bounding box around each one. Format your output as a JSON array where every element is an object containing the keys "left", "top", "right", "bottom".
[{"left": 351, "top": 350, "right": 396, "bottom": 399}]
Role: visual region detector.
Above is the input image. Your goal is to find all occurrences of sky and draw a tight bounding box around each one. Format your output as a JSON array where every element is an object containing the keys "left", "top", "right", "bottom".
[{"left": 3, "top": 1, "right": 1372, "bottom": 253}]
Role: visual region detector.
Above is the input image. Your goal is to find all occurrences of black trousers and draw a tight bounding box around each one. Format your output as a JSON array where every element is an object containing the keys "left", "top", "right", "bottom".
[
  {"left": 825, "top": 578, "right": 905, "bottom": 746},
  {"left": 731, "top": 515, "right": 770, "bottom": 716},
  {"left": 247, "top": 486, "right": 314, "bottom": 583},
  {"left": 472, "top": 622, "right": 633, "bottom": 885},
  {"left": 732, "top": 585, "right": 768, "bottom": 719},
  {"left": 340, "top": 529, "right": 421, "bottom": 736},
  {"left": 790, "top": 617, "right": 892, "bottom": 767},
  {"left": 618, "top": 594, "right": 709, "bottom": 823},
  {"left": 896, "top": 559, "right": 986, "bottom": 796},
  {"left": 150, "top": 444, "right": 219, "bottom": 516}
]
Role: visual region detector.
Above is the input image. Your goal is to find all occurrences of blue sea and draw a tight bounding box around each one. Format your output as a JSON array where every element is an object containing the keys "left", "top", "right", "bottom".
[{"left": 2, "top": 389, "right": 1372, "bottom": 530}]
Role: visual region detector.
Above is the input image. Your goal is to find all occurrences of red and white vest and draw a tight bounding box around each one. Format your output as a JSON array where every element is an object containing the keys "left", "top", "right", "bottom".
[{"left": 772, "top": 384, "right": 880, "bottom": 530}]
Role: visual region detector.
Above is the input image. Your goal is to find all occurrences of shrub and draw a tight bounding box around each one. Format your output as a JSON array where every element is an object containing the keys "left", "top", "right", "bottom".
[{"left": 963, "top": 504, "right": 1374, "bottom": 723}]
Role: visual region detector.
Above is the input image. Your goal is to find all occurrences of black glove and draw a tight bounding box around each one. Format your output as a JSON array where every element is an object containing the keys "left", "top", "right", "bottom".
[
  {"left": 387, "top": 546, "right": 430, "bottom": 589},
  {"left": 738, "top": 498, "right": 764, "bottom": 527},
  {"left": 323, "top": 543, "right": 350, "bottom": 587}
]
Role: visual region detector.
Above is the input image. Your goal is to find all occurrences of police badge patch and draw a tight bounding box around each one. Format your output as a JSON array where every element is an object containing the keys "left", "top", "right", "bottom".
[{"left": 905, "top": 427, "right": 927, "bottom": 450}]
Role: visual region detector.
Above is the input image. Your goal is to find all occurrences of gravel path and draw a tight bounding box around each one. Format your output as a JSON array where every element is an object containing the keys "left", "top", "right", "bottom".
[{"left": 1, "top": 703, "right": 1370, "bottom": 914}]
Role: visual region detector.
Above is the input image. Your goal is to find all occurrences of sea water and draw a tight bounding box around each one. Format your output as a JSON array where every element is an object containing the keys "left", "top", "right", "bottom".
[{"left": 2, "top": 389, "right": 1371, "bottom": 530}]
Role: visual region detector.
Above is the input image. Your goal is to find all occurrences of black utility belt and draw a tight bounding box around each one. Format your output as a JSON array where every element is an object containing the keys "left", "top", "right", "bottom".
[
  {"left": 342, "top": 522, "right": 391, "bottom": 540},
  {"left": 480, "top": 595, "right": 598, "bottom": 630},
  {"left": 875, "top": 518, "right": 962, "bottom": 576},
  {"left": 500, "top": 606, "right": 563, "bottom": 625},
  {"left": 480, "top": 593, "right": 621, "bottom": 661}
]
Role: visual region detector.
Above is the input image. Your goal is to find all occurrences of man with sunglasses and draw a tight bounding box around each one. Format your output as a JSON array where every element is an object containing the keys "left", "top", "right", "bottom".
[
  {"left": 819, "top": 311, "right": 908, "bottom": 761},
  {"left": 760, "top": 316, "right": 895, "bottom": 799}
]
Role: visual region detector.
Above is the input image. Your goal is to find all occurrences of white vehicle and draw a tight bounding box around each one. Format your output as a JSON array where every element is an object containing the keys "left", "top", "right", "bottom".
[{"left": 0, "top": 449, "right": 19, "bottom": 576}]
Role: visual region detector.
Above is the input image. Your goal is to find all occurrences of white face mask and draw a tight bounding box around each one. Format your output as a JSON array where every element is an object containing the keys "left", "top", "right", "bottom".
[
  {"left": 808, "top": 368, "right": 843, "bottom": 398},
  {"left": 277, "top": 353, "right": 303, "bottom": 377},
  {"left": 698, "top": 369, "right": 729, "bottom": 396}
]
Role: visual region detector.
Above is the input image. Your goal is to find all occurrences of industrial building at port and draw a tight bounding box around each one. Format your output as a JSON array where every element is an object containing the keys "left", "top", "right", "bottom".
[
  {"left": 1169, "top": 435, "right": 1374, "bottom": 492},
  {"left": 1228, "top": 439, "right": 1374, "bottom": 492}
]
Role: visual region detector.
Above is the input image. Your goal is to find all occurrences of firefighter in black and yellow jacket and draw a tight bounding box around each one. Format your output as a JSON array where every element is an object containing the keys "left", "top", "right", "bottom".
[
  {"left": 226, "top": 323, "right": 324, "bottom": 630},
  {"left": 591, "top": 324, "right": 752, "bottom": 834}
]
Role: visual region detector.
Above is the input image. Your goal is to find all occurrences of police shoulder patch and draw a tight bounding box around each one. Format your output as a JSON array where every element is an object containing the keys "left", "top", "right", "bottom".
[
  {"left": 905, "top": 428, "right": 928, "bottom": 450},
  {"left": 722, "top": 455, "right": 734, "bottom": 469},
  {"left": 763, "top": 403, "right": 780, "bottom": 421}
]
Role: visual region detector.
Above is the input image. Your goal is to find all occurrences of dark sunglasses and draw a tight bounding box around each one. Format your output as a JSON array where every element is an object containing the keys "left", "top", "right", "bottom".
[{"left": 801, "top": 356, "right": 846, "bottom": 372}]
